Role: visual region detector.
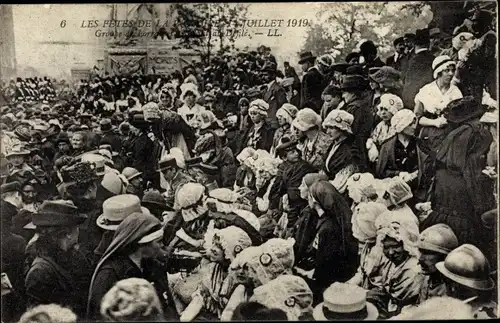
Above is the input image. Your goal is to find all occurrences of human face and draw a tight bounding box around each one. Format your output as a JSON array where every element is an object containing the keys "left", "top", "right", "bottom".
[
  {"left": 419, "top": 250, "right": 443, "bottom": 275},
  {"left": 342, "top": 91, "right": 356, "bottom": 104},
  {"left": 277, "top": 114, "right": 287, "bottom": 126},
  {"left": 404, "top": 38, "right": 414, "bottom": 51},
  {"left": 377, "top": 105, "right": 394, "bottom": 122},
  {"left": 401, "top": 117, "right": 417, "bottom": 136},
  {"left": 21, "top": 184, "right": 37, "bottom": 204},
  {"left": 58, "top": 142, "right": 70, "bottom": 153},
  {"left": 185, "top": 93, "right": 195, "bottom": 106},
  {"left": 160, "top": 94, "right": 172, "bottom": 108},
  {"left": 299, "top": 179, "right": 308, "bottom": 200},
  {"left": 325, "top": 125, "right": 344, "bottom": 140},
  {"left": 66, "top": 226, "right": 80, "bottom": 250},
  {"left": 286, "top": 149, "right": 300, "bottom": 163},
  {"left": 207, "top": 241, "right": 226, "bottom": 263},
  {"left": 162, "top": 168, "right": 176, "bottom": 181},
  {"left": 438, "top": 65, "right": 456, "bottom": 86},
  {"left": 396, "top": 42, "right": 406, "bottom": 54},
  {"left": 382, "top": 237, "right": 407, "bottom": 265},
  {"left": 130, "top": 177, "right": 143, "bottom": 192},
  {"left": 140, "top": 237, "right": 164, "bottom": 259},
  {"left": 370, "top": 80, "right": 380, "bottom": 90},
  {"left": 249, "top": 110, "right": 263, "bottom": 124},
  {"left": 71, "top": 134, "right": 84, "bottom": 150},
  {"left": 240, "top": 104, "right": 249, "bottom": 116}
]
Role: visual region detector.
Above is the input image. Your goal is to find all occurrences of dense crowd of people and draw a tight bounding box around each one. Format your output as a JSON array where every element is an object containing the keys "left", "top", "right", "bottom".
[{"left": 0, "top": 6, "right": 498, "bottom": 322}]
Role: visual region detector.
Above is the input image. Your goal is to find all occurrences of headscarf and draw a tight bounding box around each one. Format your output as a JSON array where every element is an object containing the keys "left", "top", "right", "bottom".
[
  {"left": 382, "top": 177, "right": 413, "bottom": 206},
  {"left": 351, "top": 201, "right": 388, "bottom": 243},
  {"left": 87, "top": 213, "right": 163, "bottom": 316},
  {"left": 203, "top": 226, "right": 252, "bottom": 262},
  {"left": 249, "top": 99, "right": 269, "bottom": 117},
  {"left": 100, "top": 278, "right": 164, "bottom": 321},
  {"left": 375, "top": 210, "right": 420, "bottom": 258},
  {"left": 176, "top": 183, "right": 208, "bottom": 221},
  {"left": 276, "top": 104, "right": 299, "bottom": 126},
  {"left": 346, "top": 173, "right": 378, "bottom": 205},
  {"left": 391, "top": 109, "right": 416, "bottom": 134},
  {"left": 250, "top": 275, "right": 314, "bottom": 321}
]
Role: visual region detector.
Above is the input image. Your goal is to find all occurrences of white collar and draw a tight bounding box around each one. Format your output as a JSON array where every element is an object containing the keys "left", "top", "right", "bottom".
[{"left": 415, "top": 48, "right": 429, "bottom": 54}]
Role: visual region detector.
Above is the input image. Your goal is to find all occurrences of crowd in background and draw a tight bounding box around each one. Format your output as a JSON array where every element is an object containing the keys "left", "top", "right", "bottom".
[{"left": 0, "top": 6, "right": 498, "bottom": 323}]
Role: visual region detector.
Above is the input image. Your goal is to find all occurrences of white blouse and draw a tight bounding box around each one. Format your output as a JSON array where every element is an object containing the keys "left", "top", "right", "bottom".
[{"left": 414, "top": 81, "right": 463, "bottom": 116}]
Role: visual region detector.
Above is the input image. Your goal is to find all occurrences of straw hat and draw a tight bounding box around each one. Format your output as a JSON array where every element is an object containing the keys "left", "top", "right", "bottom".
[{"left": 97, "top": 194, "right": 150, "bottom": 231}]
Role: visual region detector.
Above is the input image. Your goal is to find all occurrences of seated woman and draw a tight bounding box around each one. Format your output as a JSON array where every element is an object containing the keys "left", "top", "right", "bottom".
[
  {"left": 220, "top": 238, "right": 296, "bottom": 321},
  {"left": 379, "top": 178, "right": 419, "bottom": 226},
  {"left": 346, "top": 201, "right": 389, "bottom": 290},
  {"left": 293, "top": 173, "right": 329, "bottom": 268},
  {"left": 270, "top": 103, "right": 298, "bottom": 157},
  {"left": 366, "top": 94, "right": 404, "bottom": 163},
  {"left": 345, "top": 172, "right": 380, "bottom": 211},
  {"left": 295, "top": 181, "right": 358, "bottom": 304},
  {"left": 233, "top": 147, "right": 257, "bottom": 193},
  {"left": 366, "top": 210, "right": 422, "bottom": 319},
  {"left": 180, "top": 226, "right": 253, "bottom": 321},
  {"left": 322, "top": 110, "right": 361, "bottom": 193},
  {"left": 250, "top": 274, "right": 314, "bottom": 321},
  {"left": 376, "top": 109, "right": 419, "bottom": 190}
]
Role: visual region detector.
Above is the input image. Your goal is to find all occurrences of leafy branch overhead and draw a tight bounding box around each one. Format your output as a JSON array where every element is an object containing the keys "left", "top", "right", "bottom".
[{"left": 175, "top": 3, "right": 248, "bottom": 63}]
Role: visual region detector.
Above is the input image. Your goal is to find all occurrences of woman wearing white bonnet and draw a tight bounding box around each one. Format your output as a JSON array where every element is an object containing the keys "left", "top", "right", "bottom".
[
  {"left": 367, "top": 211, "right": 422, "bottom": 318},
  {"left": 178, "top": 83, "right": 206, "bottom": 128},
  {"left": 378, "top": 177, "right": 419, "bottom": 227},
  {"left": 239, "top": 99, "right": 274, "bottom": 152},
  {"left": 100, "top": 278, "right": 165, "bottom": 321},
  {"left": 250, "top": 274, "right": 314, "bottom": 321},
  {"left": 414, "top": 54, "right": 463, "bottom": 199},
  {"left": 19, "top": 304, "right": 78, "bottom": 323},
  {"left": 366, "top": 93, "right": 404, "bottom": 163},
  {"left": 292, "top": 108, "right": 333, "bottom": 170},
  {"left": 180, "top": 226, "right": 252, "bottom": 321},
  {"left": 271, "top": 103, "right": 299, "bottom": 156},
  {"left": 234, "top": 147, "right": 257, "bottom": 191},
  {"left": 376, "top": 109, "right": 419, "bottom": 189},
  {"left": 347, "top": 201, "right": 389, "bottom": 290},
  {"left": 346, "top": 173, "right": 379, "bottom": 210},
  {"left": 221, "top": 238, "right": 295, "bottom": 321}
]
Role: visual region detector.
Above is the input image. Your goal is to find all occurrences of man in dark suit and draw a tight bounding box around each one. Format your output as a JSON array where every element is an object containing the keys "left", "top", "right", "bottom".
[
  {"left": 284, "top": 61, "right": 301, "bottom": 91},
  {"left": 360, "top": 40, "right": 386, "bottom": 74},
  {"left": 386, "top": 37, "right": 406, "bottom": 71},
  {"left": 262, "top": 63, "right": 287, "bottom": 130},
  {"left": 402, "top": 28, "right": 435, "bottom": 110},
  {"left": 399, "top": 33, "right": 416, "bottom": 76},
  {"left": 298, "top": 51, "right": 324, "bottom": 113}
]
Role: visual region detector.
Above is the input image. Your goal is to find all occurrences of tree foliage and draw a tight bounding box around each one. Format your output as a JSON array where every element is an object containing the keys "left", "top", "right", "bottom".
[
  {"left": 300, "top": 2, "right": 433, "bottom": 61},
  {"left": 175, "top": 3, "right": 248, "bottom": 63}
]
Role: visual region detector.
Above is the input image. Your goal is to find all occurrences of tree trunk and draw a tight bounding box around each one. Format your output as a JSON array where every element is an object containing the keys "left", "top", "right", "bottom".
[{"left": 428, "top": 2, "right": 468, "bottom": 36}]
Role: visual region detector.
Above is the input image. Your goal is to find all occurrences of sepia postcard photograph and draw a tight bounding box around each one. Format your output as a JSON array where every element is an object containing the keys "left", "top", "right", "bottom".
[{"left": 0, "top": 1, "right": 498, "bottom": 321}]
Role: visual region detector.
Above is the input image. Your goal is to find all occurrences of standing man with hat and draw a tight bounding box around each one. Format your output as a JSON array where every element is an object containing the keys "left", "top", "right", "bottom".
[
  {"left": 128, "top": 113, "right": 156, "bottom": 188},
  {"left": 402, "top": 28, "right": 435, "bottom": 110},
  {"left": 399, "top": 32, "right": 416, "bottom": 75},
  {"left": 24, "top": 200, "right": 92, "bottom": 318},
  {"left": 298, "top": 51, "right": 324, "bottom": 112},
  {"left": 436, "top": 244, "right": 497, "bottom": 319},
  {"left": 339, "top": 74, "right": 373, "bottom": 171},
  {"left": 386, "top": 37, "right": 407, "bottom": 71},
  {"left": 122, "top": 167, "right": 144, "bottom": 198},
  {"left": 429, "top": 28, "right": 444, "bottom": 56},
  {"left": 261, "top": 62, "right": 287, "bottom": 130},
  {"left": 360, "top": 40, "right": 385, "bottom": 74},
  {"left": 99, "top": 118, "right": 122, "bottom": 154}
]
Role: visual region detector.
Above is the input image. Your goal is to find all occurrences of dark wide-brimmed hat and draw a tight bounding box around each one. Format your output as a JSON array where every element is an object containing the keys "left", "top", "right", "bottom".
[
  {"left": 30, "top": 200, "right": 87, "bottom": 228},
  {"left": 298, "top": 51, "right": 317, "bottom": 64},
  {"left": 156, "top": 155, "right": 177, "bottom": 172},
  {"left": 142, "top": 190, "right": 173, "bottom": 212},
  {"left": 443, "top": 96, "right": 485, "bottom": 124},
  {"left": 369, "top": 66, "right": 402, "bottom": 86},
  {"left": 99, "top": 118, "right": 113, "bottom": 132},
  {"left": 339, "top": 74, "right": 369, "bottom": 91}
]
